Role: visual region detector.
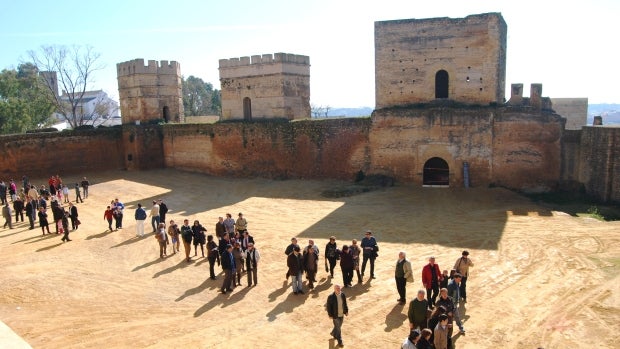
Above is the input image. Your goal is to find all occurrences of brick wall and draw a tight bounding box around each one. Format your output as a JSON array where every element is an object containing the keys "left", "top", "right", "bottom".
[{"left": 579, "top": 126, "right": 620, "bottom": 203}]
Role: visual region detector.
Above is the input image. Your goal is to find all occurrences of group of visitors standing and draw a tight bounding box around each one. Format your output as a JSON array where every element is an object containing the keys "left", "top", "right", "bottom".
[
  {"left": 1, "top": 175, "right": 88, "bottom": 243},
  {"left": 401, "top": 251, "right": 474, "bottom": 349}
]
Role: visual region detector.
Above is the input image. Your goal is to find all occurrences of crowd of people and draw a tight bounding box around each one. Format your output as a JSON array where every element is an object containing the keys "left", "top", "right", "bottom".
[
  {"left": 2, "top": 176, "right": 475, "bottom": 348},
  {"left": 1, "top": 175, "right": 89, "bottom": 242}
]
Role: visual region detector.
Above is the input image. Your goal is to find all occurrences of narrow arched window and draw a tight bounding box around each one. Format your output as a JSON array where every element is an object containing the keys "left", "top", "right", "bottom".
[{"left": 435, "top": 70, "right": 449, "bottom": 99}]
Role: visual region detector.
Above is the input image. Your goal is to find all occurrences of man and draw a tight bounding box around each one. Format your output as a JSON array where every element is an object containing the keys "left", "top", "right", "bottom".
[
  {"left": 25, "top": 197, "right": 36, "bottom": 230},
  {"left": 421, "top": 256, "right": 443, "bottom": 309},
  {"left": 433, "top": 314, "right": 449, "bottom": 349},
  {"left": 325, "top": 236, "right": 339, "bottom": 278},
  {"left": 220, "top": 244, "right": 236, "bottom": 294},
  {"left": 180, "top": 219, "right": 193, "bottom": 262},
  {"left": 13, "top": 196, "right": 24, "bottom": 222},
  {"left": 453, "top": 250, "right": 474, "bottom": 303},
  {"left": 223, "top": 213, "right": 235, "bottom": 236},
  {"left": 408, "top": 289, "right": 429, "bottom": 331},
  {"left": 215, "top": 216, "right": 226, "bottom": 238},
  {"left": 80, "top": 177, "right": 90, "bottom": 198},
  {"left": 339, "top": 245, "right": 354, "bottom": 288},
  {"left": 134, "top": 203, "right": 147, "bottom": 237},
  {"left": 218, "top": 232, "right": 231, "bottom": 257},
  {"left": 158, "top": 199, "right": 168, "bottom": 224},
  {"left": 361, "top": 230, "right": 378, "bottom": 280},
  {"left": 68, "top": 202, "right": 79, "bottom": 230},
  {"left": 235, "top": 212, "right": 248, "bottom": 235},
  {"left": 74, "top": 183, "right": 83, "bottom": 203},
  {"left": 149, "top": 200, "right": 160, "bottom": 233},
  {"left": 28, "top": 186, "right": 38, "bottom": 204},
  {"left": 245, "top": 242, "right": 260, "bottom": 287},
  {"left": 284, "top": 237, "right": 299, "bottom": 280},
  {"left": 287, "top": 246, "right": 304, "bottom": 294},
  {"left": 395, "top": 251, "right": 413, "bottom": 304},
  {"left": 326, "top": 284, "right": 349, "bottom": 348},
  {"left": 0, "top": 181, "right": 6, "bottom": 205},
  {"left": 436, "top": 287, "right": 464, "bottom": 342},
  {"left": 401, "top": 330, "right": 420, "bottom": 349},
  {"left": 114, "top": 198, "right": 124, "bottom": 229},
  {"left": 2, "top": 202, "right": 13, "bottom": 229},
  {"left": 447, "top": 274, "right": 465, "bottom": 333}
]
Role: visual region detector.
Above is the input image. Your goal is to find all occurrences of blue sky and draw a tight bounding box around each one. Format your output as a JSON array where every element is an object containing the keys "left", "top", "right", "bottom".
[{"left": 1, "top": 0, "right": 618, "bottom": 107}]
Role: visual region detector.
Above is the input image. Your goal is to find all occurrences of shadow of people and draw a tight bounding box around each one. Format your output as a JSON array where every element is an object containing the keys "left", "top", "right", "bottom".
[
  {"left": 86, "top": 230, "right": 114, "bottom": 240},
  {"left": 384, "top": 303, "right": 408, "bottom": 332},
  {"left": 265, "top": 292, "right": 306, "bottom": 322},
  {"left": 268, "top": 280, "right": 289, "bottom": 303},
  {"left": 36, "top": 242, "right": 63, "bottom": 252},
  {"left": 153, "top": 259, "right": 191, "bottom": 278},
  {"left": 176, "top": 278, "right": 210, "bottom": 302},
  {"left": 132, "top": 257, "right": 166, "bottom": 272},
  {"left": 109, "top": 233, "right": 153, "bottom": 249},
  {"left": 193, "top": 287, "right": 249, "bottom": 317},
  {"left": 20, "top": 233, "right": 57, "bottom": 244}
]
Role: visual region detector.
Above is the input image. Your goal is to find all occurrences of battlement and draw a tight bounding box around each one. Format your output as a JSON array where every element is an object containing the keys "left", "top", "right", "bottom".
[
  {"left": 219, "top": 53, "right": 310, "bottom": 68},
  {"left": 117, "top": 59, "right": 181, "bottom": 77}
]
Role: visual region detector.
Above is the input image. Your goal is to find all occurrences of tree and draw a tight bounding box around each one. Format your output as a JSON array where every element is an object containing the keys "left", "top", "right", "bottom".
[
  {"left": 311, "top": 104, "right": 324, "bottom": 118},
  {"left": 0, "top": 63, "right": 55, "bottom": 134},
  {"left": 27, "top": 45, "right": 111, "bottom": 128},
  {"left": 182, "top": 75, "right": 221, "bottom": 116}
]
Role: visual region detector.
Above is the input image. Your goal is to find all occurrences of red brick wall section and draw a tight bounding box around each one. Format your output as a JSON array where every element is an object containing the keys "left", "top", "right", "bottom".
[
  {"left": 0, "top": 128, "right": 125, "bottom": 180},
  {"left": 579, "top": 126, "right": 620, "bottom": 203},
  {"left": 162, "top": 119, "right": 371, "bottom": 180}
]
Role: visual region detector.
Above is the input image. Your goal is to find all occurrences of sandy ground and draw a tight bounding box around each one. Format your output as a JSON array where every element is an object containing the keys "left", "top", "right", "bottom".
[{"left": 0, "top": 168, "right": 618, "bottom": 349}]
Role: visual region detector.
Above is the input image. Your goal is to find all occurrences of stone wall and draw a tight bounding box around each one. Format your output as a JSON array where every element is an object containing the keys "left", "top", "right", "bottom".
[
  {"left": 219, "top": 53, "right": 310, "bottom": 121},
  {"left": 579, "top": 126, "right": 620, "bottom": 203},
  {"left": 117, "top": 59, "right": 184, "bottom": 124},
  {"left": 162, "top": 119, "right": 370, "bottom": 180},
  {"left": 0, "top": 128, "right": 124, "bottom": 180},
  {"left": 374, "top": 13, "right": 507, "bottom": 109}
]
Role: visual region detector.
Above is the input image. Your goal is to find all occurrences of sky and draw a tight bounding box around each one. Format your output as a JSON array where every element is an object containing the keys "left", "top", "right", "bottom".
[{"left": 1, "top": 0, "right": 618, "bottom": 107}]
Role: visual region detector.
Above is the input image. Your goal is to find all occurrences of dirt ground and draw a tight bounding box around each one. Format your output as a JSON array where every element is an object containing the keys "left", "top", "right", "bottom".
[{"left": 0, "top": 168, "right": 618, "bottom": 349}]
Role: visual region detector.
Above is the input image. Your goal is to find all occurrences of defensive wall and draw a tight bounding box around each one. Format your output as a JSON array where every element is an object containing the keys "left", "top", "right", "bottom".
[
  {"left": 0, "top": 128, "right": 125, "bottom": 180},
  {"left": 0, "top": 119, "right": 618, "bottom": 203}
]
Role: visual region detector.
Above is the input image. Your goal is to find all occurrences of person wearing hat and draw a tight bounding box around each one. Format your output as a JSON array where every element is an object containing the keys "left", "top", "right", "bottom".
[
  {"left": 235, "top": 212, "right": 248, "bottom": 235},
  {"left": 453, "top": 250, "right": 474, "bottom": 303},
  {"left": 360, "top": 230, "right": 378, "bottom": 280}
]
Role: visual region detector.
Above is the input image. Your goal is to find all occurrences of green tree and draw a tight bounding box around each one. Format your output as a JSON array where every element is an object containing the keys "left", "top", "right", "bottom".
[
  {"left": 0, "top": 63, "right": 55, "bottom": 134},
  {"left": 182, "top": 75, "right": 221, "bottom": 116}
]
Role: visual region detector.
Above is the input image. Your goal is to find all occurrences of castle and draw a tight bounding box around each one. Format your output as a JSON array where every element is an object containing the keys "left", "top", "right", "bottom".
[{"left": 0, "top": 13, "right": 617, "bottom": 203}]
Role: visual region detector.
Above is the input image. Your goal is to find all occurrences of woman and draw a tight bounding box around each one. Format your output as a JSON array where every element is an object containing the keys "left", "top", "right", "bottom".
[
  {"left": 155, "top": 222, "right": 168, "bottom": 258},
  {"left": 401, "top": 329, "right": 420, "bottom": 349},
  {"left": 192, "top": 220, "right": 207, "bottom": 257},
  {"left": 206, "top": 235, "right": 219, "bottom": 279},
  {"left": 416, "top": 328, "right": 433, "bottom": 349},
  {"left": 427, "top": 305, "right": 447, "bottom": 345},
  {"left": 350, "top": 239, "right": 362, "bottom": 283},
  {"left": 303, "top": 244, "right": 318, "bottom": 289},
  {"left": 38, "top": 207, "right": 50, "bottom": 235},
  {"left": 167, "top": 220, "right": 180, "bottom": 254},
  {"left": 232, "top": 242, "right": 245, "bottom": 287}
]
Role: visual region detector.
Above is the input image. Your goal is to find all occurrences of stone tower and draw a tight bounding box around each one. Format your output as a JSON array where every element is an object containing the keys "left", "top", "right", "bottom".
[
  {"left": 116, "top": 59, "right": 184, "bottom": 124},
  {"left": 374, "top": 13, "right": 507, "bottom": 109},
  {"left": 219, "top": 53, "right": 310, "bottom": 120}
]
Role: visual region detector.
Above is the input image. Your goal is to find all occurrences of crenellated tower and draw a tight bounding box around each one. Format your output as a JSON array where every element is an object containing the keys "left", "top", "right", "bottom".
[
  {"left": 117, "top": 59, "right": 184, "bottom": 124},
  {"left": 219, "top": 53, "right": 310, "bottom": 120}
]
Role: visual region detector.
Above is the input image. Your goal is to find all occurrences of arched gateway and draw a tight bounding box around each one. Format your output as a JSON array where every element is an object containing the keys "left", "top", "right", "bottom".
[{"left": 423, "top": 157, "right": 449, "bottom": 186}]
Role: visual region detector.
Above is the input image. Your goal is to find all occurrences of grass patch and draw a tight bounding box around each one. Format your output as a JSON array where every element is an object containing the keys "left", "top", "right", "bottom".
[{"left": 525, "top": 191, "right": 620, "bottom": 221}]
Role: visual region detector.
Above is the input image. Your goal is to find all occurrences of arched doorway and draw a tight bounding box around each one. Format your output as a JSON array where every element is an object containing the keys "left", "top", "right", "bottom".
[
  {"left": 162, "top": 106, "right": 170, "bottom": 123},
  {"left": 435, "top": 70, "right": 449, "bottom": 99},
  {"left": 423, "top": 157, "right": 449, "bottom": 186},
  {"left": 243, "top": 97, "right": 252, "bottom": 120}
]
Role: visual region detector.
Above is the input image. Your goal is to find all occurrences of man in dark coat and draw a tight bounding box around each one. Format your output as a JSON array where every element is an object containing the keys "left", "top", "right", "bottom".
[
  {"left": 220, "top": 244, "right": 236, "bottom": 294},
  {"left": 326, "top": 284, "right": 349, "bottom": 347}
]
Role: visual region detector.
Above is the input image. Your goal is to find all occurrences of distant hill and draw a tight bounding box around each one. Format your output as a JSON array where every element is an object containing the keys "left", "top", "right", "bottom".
[
  {"left": 320, "top": 104, "right": 620, "bottom": 125},
  {"left": 588, "top": 103, "right": 620, "bottom": 125}
]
